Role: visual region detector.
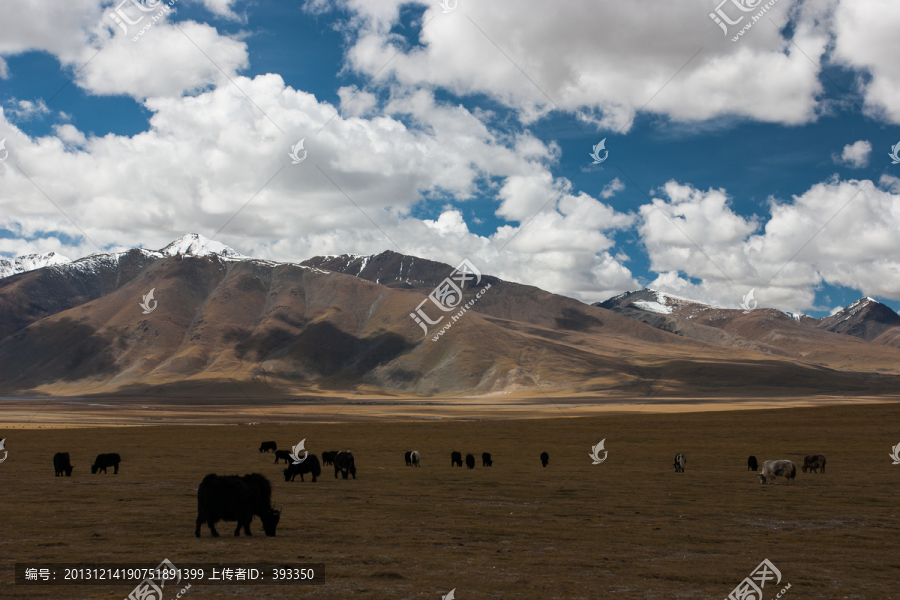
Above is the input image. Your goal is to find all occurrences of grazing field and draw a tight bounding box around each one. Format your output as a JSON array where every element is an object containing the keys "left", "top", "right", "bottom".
[{"left": 2, "top": 403, "right": 899, "bottom": 599}]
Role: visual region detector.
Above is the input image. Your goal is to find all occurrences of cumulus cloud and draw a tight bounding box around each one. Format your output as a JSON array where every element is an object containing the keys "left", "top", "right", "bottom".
[
  {"left": 638, "top": 178, "right": 900, "bottom": 311},
  {"left": 0, "top": 70, "right": 637, "bottom": 302},
  {"left": 834, "top": 140, "right": 871, "bottom": 168},
  {"left": 0, "top": 0, "right": 249, "bottom": 101},
  {"left": 325, "top": 0, "right": 823, "bottom": 130},
  {"left": 830, "top": 0, "right": 900, "bottom": 124}
]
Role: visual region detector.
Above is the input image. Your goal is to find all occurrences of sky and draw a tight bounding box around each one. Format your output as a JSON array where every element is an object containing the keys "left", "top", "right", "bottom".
[{"left": 2, "top": 0, "right": 900, "bottom": 316}]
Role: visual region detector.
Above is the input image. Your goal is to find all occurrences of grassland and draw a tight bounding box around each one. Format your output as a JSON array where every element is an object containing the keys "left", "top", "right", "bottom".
[{"left": 2, "top": 402, "right": 899, "bottom": 599}]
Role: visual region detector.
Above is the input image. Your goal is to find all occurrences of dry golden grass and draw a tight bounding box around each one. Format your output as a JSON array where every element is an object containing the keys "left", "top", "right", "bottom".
[{"left": 2, "top": 403, "right": 899, "bottom": 599}]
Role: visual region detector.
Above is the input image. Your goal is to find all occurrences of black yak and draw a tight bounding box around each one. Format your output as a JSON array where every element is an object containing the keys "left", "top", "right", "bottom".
[
  {"left": 674, "top": 453, "right": 686, "bottom": 473},
  {"left": 801, "top": 454, "right": 826, "bottom": 473},
  {"left": 748, "top": 455, "right": 759, "bottom": 471},
  {"left": 334, "top": 451, "right": 356, "bottom": 480},
  {"left": 482, "top": 452, "right": 492, "bottom": 467},
  {"left": 451, "top": 451, "right": 463, "bottom": 467},
  {"left": 540, "top": 451, "right": 549, "bottom": 467},
  {"left": 258, "top": 441, "right": 277, "bottom": 453},
  {"left": 465, "top": 454, "right": 475, "bottom": 469},
  {"left": 322, "top": 451, "right": 337, "bottom": 466},
  {"left": 283, "top": 455, "right": 321, "bottom": 482},
  {"left": 91, "top": 453, "right": 120, "bottom": 474},
  {"left": 195, "top": 473, "right": 280, "bottom": 537},
  {"left": 274, "top": 450, "right": 292, "bottom": 464},
  {"left": 405, "top": 451, "right": 412, "bottom": 466},
  {"left": 410, "top": 450, "right": 420, "bottom": 467},
  {"left": 53, "top": 452, "right": 74, "bottom": 476}
]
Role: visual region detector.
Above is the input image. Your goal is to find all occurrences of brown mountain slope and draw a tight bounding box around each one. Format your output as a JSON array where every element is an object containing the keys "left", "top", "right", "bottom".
[
  {"left": 872, "top": 326, "right": 900, "bottom": 348},
  {"left": 0, "top": 248, "right": 158, "bottom": 340},
  {"left": 3, "top": 253, "right": 898, "bottom": 398},
  {"left": 303, "top": 252, "right": 686, "bottom": 343}
]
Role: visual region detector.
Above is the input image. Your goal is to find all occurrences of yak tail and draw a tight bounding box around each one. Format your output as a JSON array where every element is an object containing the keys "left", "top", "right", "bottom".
[{"left": 310, "top": 454, "right": 322, "bottom": 477}]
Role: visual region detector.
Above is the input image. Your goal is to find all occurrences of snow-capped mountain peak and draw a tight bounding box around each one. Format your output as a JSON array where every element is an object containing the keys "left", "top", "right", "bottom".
[
  {"left": 0, "top": 251, "right": 72, "bottom": 279},
  {"left": 157, "top": 233, "right": 244, "bottom": 259}
]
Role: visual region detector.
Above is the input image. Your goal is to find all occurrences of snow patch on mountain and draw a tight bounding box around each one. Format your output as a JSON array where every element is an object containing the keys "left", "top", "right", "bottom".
[
  {"left": 157, "top": 233, "right": 244, "bottom": 259},
  {"left": 631, "top": 300, "right": 673, "bottom": 314},
  {"left": 0, "top": 251, "right": 72, "bottom": 279}
]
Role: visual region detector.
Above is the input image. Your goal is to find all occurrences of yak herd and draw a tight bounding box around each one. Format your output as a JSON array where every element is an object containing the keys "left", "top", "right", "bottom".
[
  {"left": 49, "top": 439, "right": 829, "bottom": 539},
  {"left": 51, "top": 452, "right": 120, "bottom": 476}
]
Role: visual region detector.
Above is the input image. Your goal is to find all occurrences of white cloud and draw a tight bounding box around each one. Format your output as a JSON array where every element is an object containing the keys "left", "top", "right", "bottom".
[
  {"left": 327, "top": 0, "right": 824, "bottom": 130},
  {"left": 638, "top": 178, "right": 900, "bottom": 311},
  {"left": 5, "top": 100, "right": 50, "bottom": 122},
  {"left": 830, "top": 0, "right": 900, "bottom": 124},
  {"left": 0, "top": 70, "right": 637, "bottom": 302},
  {"left": 600, "top": 177, "right": 625, "bottom": 199},
  {"left": 0, "top": 0, "right": 249, "bottom": 101},
  {"left": 834, "top": 140, "right": 871, "bottom": 168},
  {"left": 191, "top": 0, "right": 244, "bottom": 21}
]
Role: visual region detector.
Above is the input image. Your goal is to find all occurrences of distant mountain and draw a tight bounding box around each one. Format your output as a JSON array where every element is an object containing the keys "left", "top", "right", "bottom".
[
  {"left": 815, "top": 297, "right": 900, "bottom": 341},
  {"left": 594, "top": 287, "right": 900, "bottom": 374},
  {"left": 0, "top": 251, "right": 70, "bottom": 279},
  {"left": 597, "top": 288, "right": 717, "bottom": 317},
  {"left": 2, "top": 241, "right": 900, "bottom": 399}
]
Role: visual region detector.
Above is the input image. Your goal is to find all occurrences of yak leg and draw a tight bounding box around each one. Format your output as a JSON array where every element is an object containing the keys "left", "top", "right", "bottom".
[
  {"left": 335, "top": 465, "right": 339, "bottom": 478},
  {"left": 208, "top": 520, "right": 219, "bottom": 537},
  {"left": 195, "top": 514, "right": 204, "bottom": 538},
  {"left": 311, "top": 472, "right": 317, "bottom": 482},
  {"left": 113, "top": 464, "right": 118, "bottom": 474},
  {"left": 243, "top": 520, "right": 252, "bottom": 536}
]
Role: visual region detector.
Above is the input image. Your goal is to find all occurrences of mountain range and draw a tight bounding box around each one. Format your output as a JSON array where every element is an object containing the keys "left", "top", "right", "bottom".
[{"left": 2, "top": 233, "right": 900, "bottom": 400}]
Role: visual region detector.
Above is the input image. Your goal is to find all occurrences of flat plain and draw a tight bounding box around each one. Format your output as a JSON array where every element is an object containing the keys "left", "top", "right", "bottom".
[{"left": 2, "top": 402, "right": 899, "bottom": 599}]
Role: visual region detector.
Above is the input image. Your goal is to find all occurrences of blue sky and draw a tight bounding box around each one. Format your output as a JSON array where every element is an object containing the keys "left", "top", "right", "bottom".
[{"left": 2, "top": 0, "right": 900, "bottom": 316}]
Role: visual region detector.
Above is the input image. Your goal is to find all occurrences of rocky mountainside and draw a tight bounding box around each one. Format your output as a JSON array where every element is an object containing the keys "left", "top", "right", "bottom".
[
  {"left": 2, "top": 239, "right": 900, "bottom": 399},
  {"left": 815, "top": 297, "right": 900, "bottom": 341}
]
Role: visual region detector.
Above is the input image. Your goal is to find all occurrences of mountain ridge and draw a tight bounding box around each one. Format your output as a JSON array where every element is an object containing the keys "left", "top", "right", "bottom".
[{"left": 3, "top": 236, "right": 900, "bottom": 399}]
